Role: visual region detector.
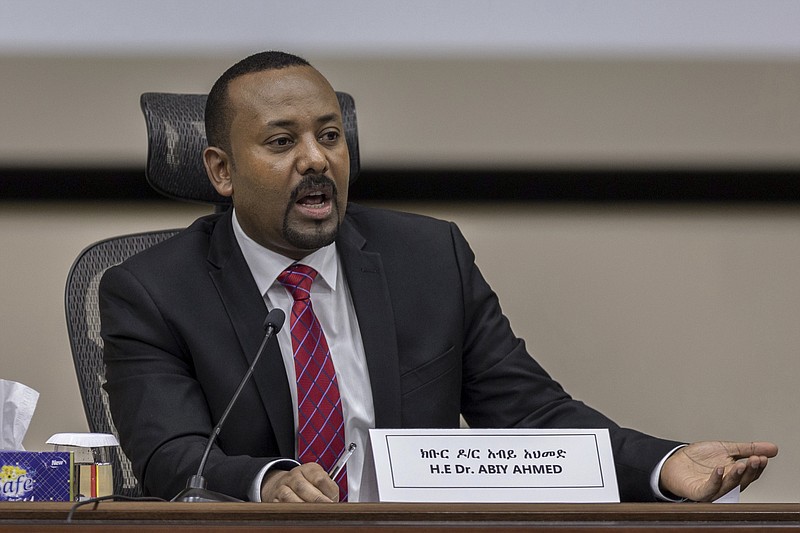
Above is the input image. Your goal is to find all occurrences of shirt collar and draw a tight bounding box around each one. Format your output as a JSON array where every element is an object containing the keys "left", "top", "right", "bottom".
[{"left": 232, "top": 208, "right": 338, "bottom": 296}]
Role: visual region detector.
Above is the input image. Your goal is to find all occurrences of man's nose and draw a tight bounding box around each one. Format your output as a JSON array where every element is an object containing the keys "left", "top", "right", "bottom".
[{"left": 296, "top": 136, "right": 328, "bottom": 175}]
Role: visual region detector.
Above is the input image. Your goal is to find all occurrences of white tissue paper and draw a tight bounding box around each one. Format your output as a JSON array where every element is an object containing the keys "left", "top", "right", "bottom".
[{"left": 0, "top": 379, "right": 40, "bottom": 451}]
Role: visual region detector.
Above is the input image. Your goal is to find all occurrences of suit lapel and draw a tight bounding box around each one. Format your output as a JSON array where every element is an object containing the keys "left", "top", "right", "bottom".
[
  {"left": 206, "top": 211, "right": 295, "bottom": 458},
  {"left": 337, "top": 218, "right": 402, "bottom": 429}
]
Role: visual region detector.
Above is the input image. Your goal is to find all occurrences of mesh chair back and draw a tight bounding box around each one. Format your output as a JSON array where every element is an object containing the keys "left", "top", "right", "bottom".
[
  {"left": 140, "top": 91, "right": 361, "bottom": 205},
  {"left": 65, "top": 230, "right": 180, "bottom": 497}
]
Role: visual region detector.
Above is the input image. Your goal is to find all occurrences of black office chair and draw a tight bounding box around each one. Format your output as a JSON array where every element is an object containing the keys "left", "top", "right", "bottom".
[
  {"left": 65, "top": 230, "right": 180, "bottom": 497},
  {"left": 64, "top": 90, "right": 361, "bottom": 497}
]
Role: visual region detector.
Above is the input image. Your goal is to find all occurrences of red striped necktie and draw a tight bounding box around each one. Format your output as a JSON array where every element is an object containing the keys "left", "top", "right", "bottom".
[{"left": 278, "top": 263, "right": 347, "bottom": 501}]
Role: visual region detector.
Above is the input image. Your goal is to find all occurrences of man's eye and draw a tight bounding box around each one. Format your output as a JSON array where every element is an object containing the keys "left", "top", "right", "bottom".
[
  {"left": 268, "top": 137, "right": 293, "bottom": 147},
  {"left": 320, "top": 131, "right": 340, "bottom": 143}
]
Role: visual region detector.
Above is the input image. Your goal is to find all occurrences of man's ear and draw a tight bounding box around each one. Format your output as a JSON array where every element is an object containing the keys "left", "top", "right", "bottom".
[{"left": 203, "top": 146, "right": 233, "bottom": 197}]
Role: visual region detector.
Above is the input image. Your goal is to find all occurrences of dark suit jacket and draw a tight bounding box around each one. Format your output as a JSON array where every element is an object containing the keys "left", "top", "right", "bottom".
[{"left": 99, "top": 204, "right": 681, "bottom": 502}]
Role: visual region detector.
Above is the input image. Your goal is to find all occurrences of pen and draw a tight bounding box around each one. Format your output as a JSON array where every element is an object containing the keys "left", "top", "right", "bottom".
[{"left": 328, "top": 442, "right": 357, "bottom": 480}]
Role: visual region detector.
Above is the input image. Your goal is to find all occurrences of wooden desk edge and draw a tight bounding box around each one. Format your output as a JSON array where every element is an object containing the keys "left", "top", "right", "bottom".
[{"left": 1, "top": 502, "right": 800, "bottom": 525}]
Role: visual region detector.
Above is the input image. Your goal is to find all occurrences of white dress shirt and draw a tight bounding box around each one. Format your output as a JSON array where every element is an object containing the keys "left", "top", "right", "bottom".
[{"left": 232, "top": 210, "right": 376, "bottom": 502}]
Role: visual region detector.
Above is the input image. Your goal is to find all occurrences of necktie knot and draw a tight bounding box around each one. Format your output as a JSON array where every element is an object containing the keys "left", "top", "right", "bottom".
[{"left": 278, "top": 264, "right": 318, "bottom": 302}]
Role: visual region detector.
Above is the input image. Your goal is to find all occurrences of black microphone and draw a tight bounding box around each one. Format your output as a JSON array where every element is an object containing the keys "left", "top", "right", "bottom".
[{"left": 172, "top": 308, "right": 285, "bottom": 502}]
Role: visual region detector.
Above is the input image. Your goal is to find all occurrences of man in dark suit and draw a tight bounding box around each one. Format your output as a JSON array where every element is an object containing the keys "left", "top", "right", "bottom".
[{"left": 99, "top": 51, "right": 776, "bottom": 504}]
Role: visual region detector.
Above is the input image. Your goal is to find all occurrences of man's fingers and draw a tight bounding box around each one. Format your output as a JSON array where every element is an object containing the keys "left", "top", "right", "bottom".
[
  {"left": 298, "top": 466, "right": 339, "bottom": 502},
  {"left": 709, "top": 460, "right": 762, "bottom": 501},
  {"left": 738, "top": 456, "right": 769, "bottom": 492},
  {"left": 699, "top": 455, "right": 772, "bottom": 501},
  {"left": 696, "top": 466, "right": 737, "bottom": 502},
  {"left": 262, "top": 463, "right": 338, "bottom": 503},
  {"left": 270, "top": 483, "right": 305, "bottom": 503},
  {"left": 291, "top": 481, "right": 336, "bottom": 503},
  {"left": 697, "top": 466, "right": 726, "bottom": 501},
  {"left": 731, "top": 441, "right": 778, "bottom": 460}
]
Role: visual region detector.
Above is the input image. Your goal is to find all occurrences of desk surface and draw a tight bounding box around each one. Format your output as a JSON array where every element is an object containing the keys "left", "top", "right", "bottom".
[{"left": 1, "top": 502, "right": 799, "bottom": 532}]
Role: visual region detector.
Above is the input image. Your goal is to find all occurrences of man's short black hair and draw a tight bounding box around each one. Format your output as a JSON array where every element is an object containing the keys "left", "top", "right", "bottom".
[{"left": 205, "top": 51, "right": 311, "bottom": 153}]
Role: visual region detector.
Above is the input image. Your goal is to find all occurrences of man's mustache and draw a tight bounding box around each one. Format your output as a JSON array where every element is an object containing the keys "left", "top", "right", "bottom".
[{"left": 289, "top": 174, "right": 338, "bottom": 202}]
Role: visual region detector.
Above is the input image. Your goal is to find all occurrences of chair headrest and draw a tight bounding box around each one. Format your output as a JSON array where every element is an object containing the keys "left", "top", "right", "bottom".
[{"left": 140, "top": 92, "right": 361, "bottom": 205}]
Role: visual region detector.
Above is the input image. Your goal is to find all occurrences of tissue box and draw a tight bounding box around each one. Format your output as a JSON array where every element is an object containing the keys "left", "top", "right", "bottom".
[{"left": 0, "top": 451, "right": 73, "bottom": 501}]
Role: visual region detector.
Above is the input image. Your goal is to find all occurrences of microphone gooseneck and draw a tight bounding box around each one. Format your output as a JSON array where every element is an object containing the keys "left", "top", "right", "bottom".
[{"left": 171, "top": 308, "right": 286, "bottom": 502}]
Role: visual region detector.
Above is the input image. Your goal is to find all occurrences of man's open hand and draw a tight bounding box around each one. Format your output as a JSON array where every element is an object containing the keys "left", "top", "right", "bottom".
[{"left": 660, "top": 441, "right": 778, "bottom": 501}]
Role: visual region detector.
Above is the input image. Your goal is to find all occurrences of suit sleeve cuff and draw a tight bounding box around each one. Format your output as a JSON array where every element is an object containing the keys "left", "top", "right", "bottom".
[{"left": 248, "top": 459, "right": 301, "bottom": 502}]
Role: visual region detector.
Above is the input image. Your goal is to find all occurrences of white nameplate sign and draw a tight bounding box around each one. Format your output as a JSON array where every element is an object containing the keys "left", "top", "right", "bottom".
[{"left": 369, "top": 428, "right": 619, "bottom": 503}]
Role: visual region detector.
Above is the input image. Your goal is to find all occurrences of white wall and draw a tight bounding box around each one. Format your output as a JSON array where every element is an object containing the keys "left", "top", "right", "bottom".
[
  {"left": 3, "top": 0, "right": 800, "bottom": 58},
  {"left": 1, "top": 55, "right": 799, "bottom": 169}
]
